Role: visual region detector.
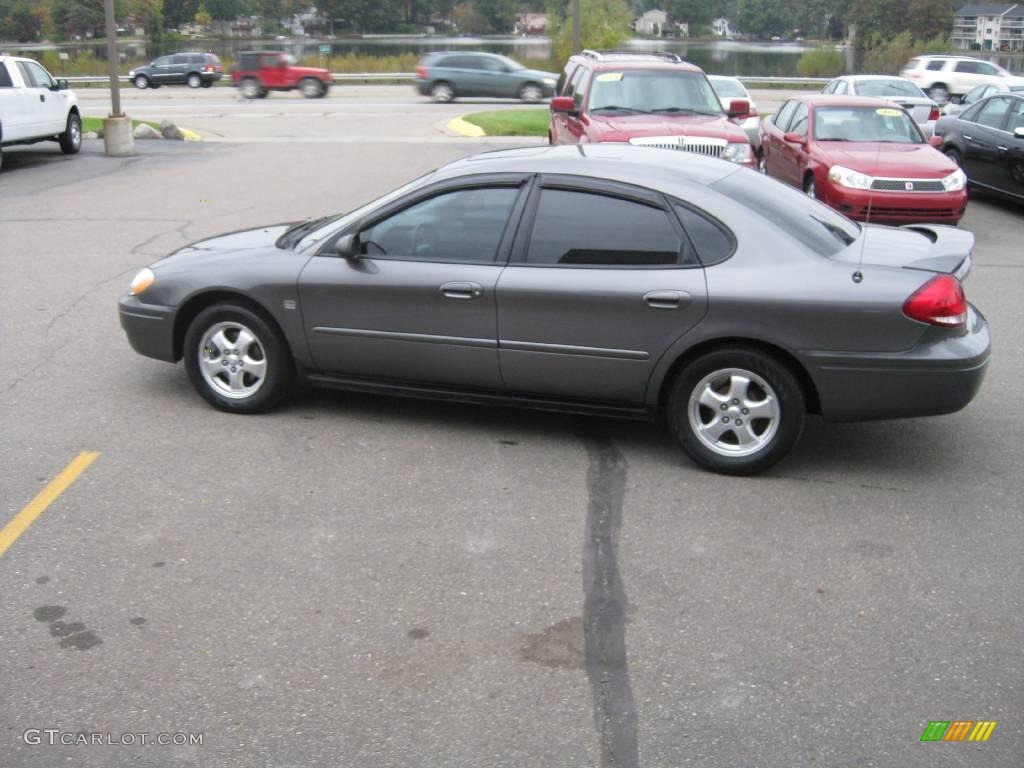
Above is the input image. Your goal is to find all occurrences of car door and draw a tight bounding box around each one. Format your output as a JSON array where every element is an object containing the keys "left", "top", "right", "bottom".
[
  {"left": 777, "top": 102, "right": 809, "bottom": 187},
  {"left": 297, "top": 176, "right": 530, "bottom": 390},
  {"left": 16, "top": 60, "right": 64, "bottom": 134},
  {"left": 996, "top": 97, "right": 1024, "bottom": 199},
  {"left": 149, "top": 55, "right": 174, "bottom": 84},
  {"left": 962, "top": 96, "right": 1012, "bottom": 188},
  {"left": 763, "top": 98, "right": 798, "bottom": 174},
  {"left": 495, "top": 177, "right": 708, "bottom": 405},
  {"left": 479, "top": 56, "right": 513, "bottom": 98}
]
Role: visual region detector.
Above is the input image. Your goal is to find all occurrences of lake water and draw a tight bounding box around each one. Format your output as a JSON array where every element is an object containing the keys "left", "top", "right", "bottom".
[{"left": 6, "top": 36, "right": 1022, "bottom": 77}]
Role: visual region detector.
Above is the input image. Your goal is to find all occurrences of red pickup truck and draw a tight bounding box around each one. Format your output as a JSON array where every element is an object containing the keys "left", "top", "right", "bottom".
[{"left": 232, "top": 51, "right": 332, "bottom": 99}]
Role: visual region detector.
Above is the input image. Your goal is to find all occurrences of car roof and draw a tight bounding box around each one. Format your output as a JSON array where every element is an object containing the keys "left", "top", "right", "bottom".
[
  {"left": 840, "top": 74, "right": 916, "bottom": 81},
  {"left": 571, "top": 50, "right": 702, "bottom": 73},
  {"left": 794, "top": 94, "right": 913, "bottom": 108},
  {"left": 434, "top": 144, "right": 740, "bottom": 194}
]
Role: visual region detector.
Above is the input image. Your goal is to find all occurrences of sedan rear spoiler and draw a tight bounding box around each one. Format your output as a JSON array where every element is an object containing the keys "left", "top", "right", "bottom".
[{"left": 900, "top": 225, "right": 973, "bottom": 281}]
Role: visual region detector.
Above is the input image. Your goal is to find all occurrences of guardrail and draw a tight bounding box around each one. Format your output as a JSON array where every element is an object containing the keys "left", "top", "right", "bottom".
[{"left": 64, "top": 72, "right": 822, "bottom": 86}]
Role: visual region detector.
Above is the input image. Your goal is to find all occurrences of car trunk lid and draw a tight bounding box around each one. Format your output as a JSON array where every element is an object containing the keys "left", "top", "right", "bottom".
[{"left": 834, "top": 224, "right": 973, "bottom": 280}]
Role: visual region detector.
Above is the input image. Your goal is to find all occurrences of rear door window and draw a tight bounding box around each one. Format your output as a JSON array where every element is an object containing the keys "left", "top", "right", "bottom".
[
  {"left": 525, "top": 189, "right": 682, "bottom": 267},
  {"left": 673, "top": 204, "right": 735, "bottom": 266},
  {"left": 789, "top": 103, "right": 809, "bottom": 137},
  {"left": 974, "top": 97, "right": 1011, "bottom": 129},
  {"left": 926, "top": 59, "right": 947, "bottom": 71}
]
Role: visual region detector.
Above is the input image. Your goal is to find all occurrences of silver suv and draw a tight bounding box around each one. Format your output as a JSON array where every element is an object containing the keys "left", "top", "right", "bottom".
[{"left": 901, "top": 55, "right": 1013, "bottom": 104}]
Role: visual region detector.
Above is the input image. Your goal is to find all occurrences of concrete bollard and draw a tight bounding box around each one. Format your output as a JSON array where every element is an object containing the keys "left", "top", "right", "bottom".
[{"left": 103, "top": 116, "right": 136, "bottom": 156}]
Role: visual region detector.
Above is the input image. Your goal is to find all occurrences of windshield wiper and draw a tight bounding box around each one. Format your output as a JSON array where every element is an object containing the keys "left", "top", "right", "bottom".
[
  {"left": 591, "top": 106, "right": 652, "bottom": 114},
  {"left": 651, "top": 107, "right": 720, "bottom": 116},
  {"left": 277, "top": 214, "right": 339, "bottom": 248}
]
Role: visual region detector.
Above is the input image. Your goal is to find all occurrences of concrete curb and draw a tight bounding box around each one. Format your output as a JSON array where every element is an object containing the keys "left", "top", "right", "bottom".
[{"left": 446, "top": 116, "right": 486, "bottom": 138}]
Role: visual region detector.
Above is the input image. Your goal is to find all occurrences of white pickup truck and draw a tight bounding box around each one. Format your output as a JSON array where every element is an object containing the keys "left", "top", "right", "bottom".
[{"left": 0, "top": 55, "right": 82, "bottom": 169}]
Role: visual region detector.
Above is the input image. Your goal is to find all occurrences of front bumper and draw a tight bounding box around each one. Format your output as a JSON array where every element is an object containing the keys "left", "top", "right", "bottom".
[
  {"left": 799, "top": 305, "right": 990, "bottom": 422},
  {"left": 822, "top": 183, "right": 967, "bottom": 225},
  {"left": 119, "top": 295, "right": 177, "bottom": 363}
]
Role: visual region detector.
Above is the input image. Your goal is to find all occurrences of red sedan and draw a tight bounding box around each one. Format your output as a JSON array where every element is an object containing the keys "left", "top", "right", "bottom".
[{"left": 759, "top": 95, "right": 967, "bottom": 224}]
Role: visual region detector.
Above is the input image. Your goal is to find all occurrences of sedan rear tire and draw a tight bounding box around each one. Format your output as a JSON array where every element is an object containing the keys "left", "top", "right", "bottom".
[
  {"left": 667, "top": 349, "right": 805, "bottom": 475},
  {"left": 183, "top": 304, "right": 294, "bottom": 414}
]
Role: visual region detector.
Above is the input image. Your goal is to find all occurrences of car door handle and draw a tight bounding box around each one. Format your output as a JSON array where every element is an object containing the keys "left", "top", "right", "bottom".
[
  {"left": 440, "top": 281, "right": 483, "bottom": 300},
  {"left": 40, "top": 94, "right": 45, "bottom": 102},
  {"left": 997, "top": 145, "right": 1009, "bottom": 152},
  {"left": 964, "top": 134, "right": 973, "bottom": 141},
  {"left": 643, "top": 290, "right": 691, "bottom": 310}
]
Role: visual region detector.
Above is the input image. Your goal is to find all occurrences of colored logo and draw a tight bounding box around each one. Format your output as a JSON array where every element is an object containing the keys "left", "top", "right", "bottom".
[
  {"left": 920, "top": 720, "right": 997, "bottom": 742},
  {"left": 905, "top": 182, "right": 914, "bottom": 191}
]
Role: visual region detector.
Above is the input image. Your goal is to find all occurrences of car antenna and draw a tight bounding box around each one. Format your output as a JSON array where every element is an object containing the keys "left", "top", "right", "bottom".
[{"left": 852, "top": 107, "right": 884, "bottom": 285}]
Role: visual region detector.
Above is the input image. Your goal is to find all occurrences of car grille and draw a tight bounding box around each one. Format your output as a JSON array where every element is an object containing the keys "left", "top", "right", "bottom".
[
  {"left": 870, "top": 178, "right": 946, "bottom": 192},
  {"left": 628, "top": 136, "right": 728, "bottom": 158}
]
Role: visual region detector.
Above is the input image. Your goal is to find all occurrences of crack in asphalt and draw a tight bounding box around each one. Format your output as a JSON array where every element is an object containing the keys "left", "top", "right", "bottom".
[{"left": 579, "top": 430, "right": 638, "bottom": 768}]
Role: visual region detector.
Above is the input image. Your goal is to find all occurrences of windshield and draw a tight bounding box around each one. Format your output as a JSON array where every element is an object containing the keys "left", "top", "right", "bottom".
[
  {"left": 814, "top": 106, "right": 925, "bottom": 143},
  {"left": 710, "top": 78, "right": 747, "bottom": 99},
  {"left": 589, "top": 70, "right": 723, "bottom": 115},
  {"left": 854, "top": 79, "right": 926, "bottom": 98},
  {"left": 711, "top": 171, "right": 860, "bottom": 256}
]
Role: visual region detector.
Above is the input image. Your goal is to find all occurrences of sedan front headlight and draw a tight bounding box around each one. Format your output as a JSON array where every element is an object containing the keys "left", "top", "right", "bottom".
[
  {"left": 129, "top": 268, "right": 155, "bottom": 296},
  {"left": 828, "top": 164, "right": 874, "bottom": 190},
  {"left": 942, "top": 167, "right": 967, "bottom": 191},
  {"left": 722, "top": 142, "right": 752, "bottom": 164},
  {"left": 542, "top": 77, "right": 556, "bottom": 87},
  {"left": 128, "top": 69, "right": 135, "bottom": 77}
]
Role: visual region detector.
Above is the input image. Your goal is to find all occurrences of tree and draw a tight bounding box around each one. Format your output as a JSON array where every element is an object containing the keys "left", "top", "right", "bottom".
[
  {"left": 0, "top": 1, "right": 50, "bottom": 41},
  {"left": 194, "top": 1, "right": 210, "bottom": 26},
  {"left": 671, "top": 0, "right": 713, "bottom": 33},
  {"left": 547, "top": 0, "right": 632, "bottom": 63},
  {"left": 475, "top": 0, "right": 516, "bottom": 33}
]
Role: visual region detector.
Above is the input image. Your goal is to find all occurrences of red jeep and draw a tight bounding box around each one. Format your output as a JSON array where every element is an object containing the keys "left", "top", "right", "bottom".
[
  {"left": 549, "top": 50, "right": 755, "bottom": 168},
  {"left": 232, "top": 51, "right": 332, "bottom": 99}
]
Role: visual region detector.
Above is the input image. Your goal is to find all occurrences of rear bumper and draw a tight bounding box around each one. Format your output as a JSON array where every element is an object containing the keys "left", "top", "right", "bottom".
[
  {"left": 119, "top": 295, "right": 177, "bottom": 363},
  {"left": 799, "top": 305, "right": 990, "bottom": 422},
  {"left": 823, "top": 184, "right": 967, "bottom": 225},
  {"left": 415, "top": 80, "right": 431, "bottom": 96}
]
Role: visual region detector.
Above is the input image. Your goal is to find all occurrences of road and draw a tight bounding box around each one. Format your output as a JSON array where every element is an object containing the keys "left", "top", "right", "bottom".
[
  {"left": 73, "top": 85, "right": 792, "bottom": 141},
  {"left": 1, "top": 125, "right": 1022, "bottom": 767}
]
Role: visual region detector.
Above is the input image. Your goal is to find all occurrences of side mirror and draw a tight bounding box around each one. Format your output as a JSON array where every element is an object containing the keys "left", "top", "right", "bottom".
[
  {"left": 727, "top": 98, "right": 750, "bottom": 119},
  {"left": 783, "top": 132, "right": 806, "bottom": 145},
  {"left": 334, "top": 233, "right": 359, "bottom": 260},
  {"left": 1015, "top": 127, "right": 1024, "bottom": 139},
  {"left": 550, "top": 96, "right": 577, "bottom": 115},
  {"left": 56, "top": 79, "right": 69, "bottom": 91},
  {"left": 928, "top": 135, "right": 943, "bottom": 148}
]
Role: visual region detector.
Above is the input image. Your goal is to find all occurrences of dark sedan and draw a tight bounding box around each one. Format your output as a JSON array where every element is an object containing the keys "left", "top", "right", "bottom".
[
  {"left": 415, "top": 51, "right": 557, "bottom": 102},
  {"left": 129, "top": 52, "right": 223, "bottom": 89},
  {"left": 119, "top": 146, "right": 989, "bottom": 475},
  {"left": 935, "top": 92, "right": 1024, "bottom": 203}
]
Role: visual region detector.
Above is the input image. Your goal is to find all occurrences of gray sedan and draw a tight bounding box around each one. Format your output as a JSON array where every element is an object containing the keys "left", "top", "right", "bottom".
[{"left": 119, "top": 146, "right": 989, "bottom": 475}]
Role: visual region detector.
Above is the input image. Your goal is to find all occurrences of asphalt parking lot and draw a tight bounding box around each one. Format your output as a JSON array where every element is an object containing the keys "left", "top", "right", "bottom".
[{"left": 1, "top": 135, "right": 1022, "bottom": 767}]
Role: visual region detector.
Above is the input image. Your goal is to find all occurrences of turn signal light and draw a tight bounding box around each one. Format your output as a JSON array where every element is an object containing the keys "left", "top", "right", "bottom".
[
  {"left": 129, "top": 268, "right": 155, "bottom": 296},
  {"left": 903, "top": 275, "right": 967, "bottom": 327}
]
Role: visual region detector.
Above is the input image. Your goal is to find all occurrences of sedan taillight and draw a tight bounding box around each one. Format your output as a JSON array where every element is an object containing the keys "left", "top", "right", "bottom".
[{"left": 903, "top": 275, "right": 967, "bottom": 327}]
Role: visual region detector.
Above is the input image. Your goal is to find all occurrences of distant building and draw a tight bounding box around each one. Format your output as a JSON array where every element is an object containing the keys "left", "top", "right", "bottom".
[
  {"left": 952, "top": 4, "right": 1024, "bottom": 51},
  {"left": 515, "top": 12, "right": 548, "bottom": 36},
  {"left": 230, "top": 16, "right": 263, "bottom": 37},
  {"left": 675, "top": 22, "right": 689, "bottom": 38},
  {"left": 634, "top": 9, "right": 668, "bottom": 36},
  {"left": 712, "top": 17, "right": 732, "bottom": 37}
]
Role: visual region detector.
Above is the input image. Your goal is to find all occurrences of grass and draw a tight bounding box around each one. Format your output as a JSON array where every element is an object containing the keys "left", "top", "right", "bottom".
[
  {"left": 81, "top": 117, "right": 162, "bottom": 133},
  {"left": 462, "top": 109, "right": 549, "bottom": 137}
]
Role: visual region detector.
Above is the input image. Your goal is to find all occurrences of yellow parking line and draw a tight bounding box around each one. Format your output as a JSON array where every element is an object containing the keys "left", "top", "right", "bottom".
[{"left": 0, "top": 451, "right": 100, "bottom": 558}]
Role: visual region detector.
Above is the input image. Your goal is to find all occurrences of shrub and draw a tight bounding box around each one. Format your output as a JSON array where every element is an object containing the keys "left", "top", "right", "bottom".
[
  {"left": 796, "top": 47, "right": 845, "bottom": 78},
  {"left": 546, "top": 0, "right": 632, "bottom": 66}
]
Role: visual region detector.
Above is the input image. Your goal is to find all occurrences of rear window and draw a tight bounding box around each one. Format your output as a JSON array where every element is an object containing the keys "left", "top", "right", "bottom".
[
  {"left": 710, "top": 172, "right": 859, "bottom": 257},
  {"left": 854, "top": 79, "right": 925, "bottom": 98},
  {"left": 710, "top": 78, "right": 746, "bottom": 99}
]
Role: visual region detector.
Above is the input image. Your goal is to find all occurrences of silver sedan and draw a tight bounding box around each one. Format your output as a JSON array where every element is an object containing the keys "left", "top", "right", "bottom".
[{"left": 823, "top": 75, "right": 940, "bottom": 136}]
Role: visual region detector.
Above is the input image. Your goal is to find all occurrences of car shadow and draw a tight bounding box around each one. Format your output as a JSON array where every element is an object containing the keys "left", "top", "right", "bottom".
[{"left": 1, "top": 146, "right": 75, "bottom": 172}]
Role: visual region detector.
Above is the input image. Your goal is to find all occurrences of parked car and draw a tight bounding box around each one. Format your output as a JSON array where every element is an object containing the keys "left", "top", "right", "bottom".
[
  {"left": 232, "top": 51, "right": 331, "bottom": 98},
  {"left": 118, "top": 145, "right": 988, "bottom": 476},
  {"left": 707, "top": 74, "right": 761, "bottom": 149},
  {"left": 900, "top": 55, "right": 1013, "bottom": 105},
  {"left": 935, "top": 93, "right": 1024, "bottom": 203},
  {"left": 414, "top": 51, "right": 557, "bottom": 103},
  {"left": 129, "top": 52, "right": 223, "bottom": 89},
  {"left": 0, "top": 55, "right": 80, "bottom": 170},
  {"left": 549, "top": 50, "right": 754, "bottom": 168},
  {"left": 943, "top": 78, "right": 1024, "bottom": 117},
  {"left": 758, "top": 95, "right": 967, "bottom": 224},
  {"left": 822, "top": 75, "right": 939, "bottom": 136}
]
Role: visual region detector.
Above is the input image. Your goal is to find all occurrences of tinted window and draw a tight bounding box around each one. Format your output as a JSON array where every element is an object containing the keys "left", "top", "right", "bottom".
[
  {"left": 789, "top": 103, "right": 809, "bottom": 137},
  {"left": 925, "top": 59, "right": 947, "bottom": 71},
  {"left": 0, "top": 63, "right": 14, "bottom": 87},
  {"left": 711, "top": 172, "right": 860, "bottom": 258},
  {"left": 673, "top": 204, "right": 735, "bottom": 266},
  {"left": 189, "top": 54, "right": 205, "bottom": 64},
  {"left": 855, "top": 78, "right": 925, "bottom": 98},
  {"left": 527, "top": 190, "right": 681, "bottom": 267},
  {"left": 359, "top": 187, "right": 518, "bottom": 263},
  {"left": 1008, "top": 98, "right": 1024, "bottom": 131},
  {"left": 773, "top": 100, "right": 799, "bottom": 131},
  {"left": 442, "top": 56, "right": 481, "bottom": 70},
  {"left": 170, "top": 54, "right": 190, "bottom": 65},
  {"left": 975, "top": 97, "right": 1011, "bottom": 129},
  {"left": 153, "top": 56, "right": 173, "bottom": 67}
]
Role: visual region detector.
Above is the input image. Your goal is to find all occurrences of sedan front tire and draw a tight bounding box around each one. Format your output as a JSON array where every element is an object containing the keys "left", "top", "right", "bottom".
[{"left": 183, "top": 303, "right": 293, "bottom": 413}]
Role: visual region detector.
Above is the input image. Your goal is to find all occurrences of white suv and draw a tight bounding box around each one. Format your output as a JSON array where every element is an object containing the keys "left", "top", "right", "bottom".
[
  {"left": 0, "top": 55, "right": 81, "bottom": 170},
  {"left": 901, "top": 54, "right": 1011, "bottom": 104},
  {"left": 901, "top": 55, "right": 1013, "bottom": 105}
]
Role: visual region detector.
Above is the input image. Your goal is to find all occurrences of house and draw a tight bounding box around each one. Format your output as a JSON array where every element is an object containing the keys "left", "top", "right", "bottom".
[
  {"left": 712, "top": 17, "right": 733, "bottom": 37},
  {"left": 675, "top": 22, "right": 689, "bottom": 38},
  {"left": 634, "top": 10, "right": 668, "bottom": 37},
  {"left": 952, "top": 4, "right": 1024, "bottom": 51},
  {"left": 230, "top": 16, "right": 263, "bottom": 37},
  {"left": 515, "top": 12, "right": 548, "bottom": 36}
]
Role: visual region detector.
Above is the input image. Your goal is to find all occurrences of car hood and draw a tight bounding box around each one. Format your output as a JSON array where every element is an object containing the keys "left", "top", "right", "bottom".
[
  {"left": 152, "top": 224, "right": 293, "bottom": 268},
  {"left": 589, "top": 113, "right": 748, "bottom": 143},
  {"left": 289, "top": 65, "right": 330, "bottom": 78},
  {"left": 815, "top": 142, "right": 956, "bottom": 177}
]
